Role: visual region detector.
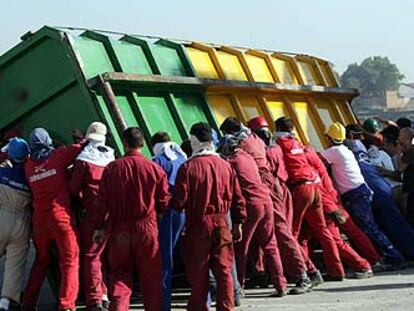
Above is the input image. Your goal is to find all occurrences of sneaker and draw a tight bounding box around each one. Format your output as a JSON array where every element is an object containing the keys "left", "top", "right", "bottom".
[
  {"left": 270, "top": 288, "right": 288, "bottom": 297},
  {"left": 324, "top": 275, "right": 345, "bottom": 282},
  {"left": 102, "top": 300, "right": 110, "bottom": 310},
  {"left": 353, "top": 269, "right": 374, "bottom": 279},
  {"left": 309, "top": 270, "right": 324, "bottom": 287},
  {"left": 289, "top": 277, "right": 313, "bottom": 295},
  {"left": 372, "top": 261, "right": 387, "bottom": 273}
]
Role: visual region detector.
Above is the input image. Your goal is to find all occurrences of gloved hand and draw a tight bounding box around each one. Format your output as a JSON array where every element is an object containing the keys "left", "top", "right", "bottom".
[{"left": 329, "top": 209, "right": 347, "bottom": 224}]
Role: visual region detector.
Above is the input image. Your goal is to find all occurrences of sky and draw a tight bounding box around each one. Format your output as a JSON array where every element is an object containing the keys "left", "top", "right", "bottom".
[{"left": 1, "top": 0, "right": 413, "bottom": 81}]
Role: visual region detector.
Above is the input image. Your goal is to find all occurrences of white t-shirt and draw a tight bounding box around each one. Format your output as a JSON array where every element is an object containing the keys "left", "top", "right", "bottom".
[{"left": 321, "top": 144, "right": 366, "bottom": 195}]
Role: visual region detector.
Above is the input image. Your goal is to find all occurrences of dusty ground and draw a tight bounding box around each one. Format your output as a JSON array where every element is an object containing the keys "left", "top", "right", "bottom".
[{"left": 161, "top": 268, "right": 414, "bottom": 311}]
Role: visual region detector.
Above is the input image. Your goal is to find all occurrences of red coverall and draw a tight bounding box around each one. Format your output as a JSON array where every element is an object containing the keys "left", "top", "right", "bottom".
[
  {"left": 277, "top": 136, "right": 345, "bottom": 278},
  {"left": 240, "top": 134, "right": 307, "bottom": 279},
  {"left": 228, "top": 149, "right": 287, "bottom": 291},
  {"left": 174, "top": 154, "right": 247, "bottom": 311},
  {"left": 303, "top": 147, "right": 371, "bottom": 271},
  {"left": 304, "top": 146, "right": 380, "bottom": 266},
  {"left": 68, "top": 160, "right": 108, "bottom": 307},
  {"left": 96, "top": 150, "right": 170, "bottom": 311},
  {"left": 23, "top": 145, "right": 82, "bottom": 310}
]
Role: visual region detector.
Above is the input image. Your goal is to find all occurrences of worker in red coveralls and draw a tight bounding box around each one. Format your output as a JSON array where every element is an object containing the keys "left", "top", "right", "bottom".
[
  {"left": 68, "top": 122, "right": 115, "bottom": 311},
  {"left": 93, "top": 127, "right": 170, "bottom": 311},
  {"left": 174, "top": 122, "right": 247, "bottom": 311},
  {"left": 303, "top": 145, "right": 375, "bottom": 278},
  {"left": 218, "top": 134, "right": 288, "bottom": 297},
  {"left": 23, "top": 128, "right": 86, "bottom": 311},
  {"left": 220, "top": 117, "right": 313, "bottom": 294},
  {"left": 274, "top": 116, "right": 345, "bottom": 281},
  {"left": 247, "top": 116, "right": 323, "bottom": 285}
]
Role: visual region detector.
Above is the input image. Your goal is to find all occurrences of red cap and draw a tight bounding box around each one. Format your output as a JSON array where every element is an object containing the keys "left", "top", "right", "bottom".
[{"left": 247, "top": 116, "right": 269, "bottom": 131}]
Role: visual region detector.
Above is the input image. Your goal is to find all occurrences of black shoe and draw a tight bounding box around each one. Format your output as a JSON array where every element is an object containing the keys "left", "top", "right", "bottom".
[
  {"left": 270, "top": 288, "right": 288, "bottom": 297},
  {"left": 353, "top": 269, "right": 374, "bottom": 279},
  {"left": 289, "top": 277, "right": 313, "bottom": 295},
  {"left": 102, "top": 300, "right": 110, "bottom": 310},
  {"left": 324, "top": 275, "right": 345, "bottom": 282},
  {"left": 309, "top": 270, "right": 324, "bottom": 287}
]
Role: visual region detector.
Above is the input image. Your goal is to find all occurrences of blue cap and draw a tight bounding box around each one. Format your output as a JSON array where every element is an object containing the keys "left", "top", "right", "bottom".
[{"left": 4, "top": 137, "right": 30, "bottom": 161}]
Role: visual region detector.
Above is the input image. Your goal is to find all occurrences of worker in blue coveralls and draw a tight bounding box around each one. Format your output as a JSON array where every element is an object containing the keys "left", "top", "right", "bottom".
[
  {"left": 321, "top": 122, "right": 404, "bottom": 266},
  {"left": 151, "top": 132, "right": 187, "bottom": 311},
  {"left": 344, "top": 124, "right": 414, "bottom": 261}
]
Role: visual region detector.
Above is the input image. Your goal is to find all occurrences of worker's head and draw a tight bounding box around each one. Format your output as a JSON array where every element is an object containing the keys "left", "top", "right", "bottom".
[
  {"left": 220, "top": 117, "right": 242, "bottom": 135},
  {"left": 217, "top": 134, "right": 239, "bottom": 157},
  {"left": 1, "top": 137, "right": 30, "bottom": 163},
  {"left": 326, "top": 122, "right": 346, "bottom": 146},
  {"left": 381, "top": 126, "right": 400, "bottom": 156},
  {"left": 396, "top": 118, "right": 412, "bottom": 129},
  {"left": 122, "top": 127, "right": 145, "bottom": 153},
  {"left": 247, "top": 116, "right": 271, "bottom": 146},
  {"left": 29, "top": 128, "right": 54, "bottom": 161},
  {"left": 363, "top": 118, "right": 379, "bottom": 134},
  {"left": 150, "top": 131, "right": 171, "bottom": 148},
  {"left": 85, "top": 122, "right": 107, "bottom": 142},
  {"left": 398, "top": 127, "right": 414, "bottom": 153},
  {"left": 190, "top": 122, "right": 213, "bottom": 143},
  {"left": 275, "top": 116, "right": 294, "bottom": 133},
  {"left": 345, "top": 124, "right": 363, "bottom": 140}
]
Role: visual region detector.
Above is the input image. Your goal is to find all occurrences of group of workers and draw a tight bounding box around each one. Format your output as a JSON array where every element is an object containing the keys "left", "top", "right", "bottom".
[{"left": 0, "top": 113, "right": 414, "bottom": 311}]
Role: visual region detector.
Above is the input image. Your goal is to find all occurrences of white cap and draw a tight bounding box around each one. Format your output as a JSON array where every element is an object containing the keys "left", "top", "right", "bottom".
[{"left": 86, "top": 122, "right": 107, "bottom": 142}]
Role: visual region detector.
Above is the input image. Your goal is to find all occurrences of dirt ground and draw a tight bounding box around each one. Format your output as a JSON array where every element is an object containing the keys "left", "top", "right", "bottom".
[{"left": 163, "top": 268, "right": 414, "bottom": 311}]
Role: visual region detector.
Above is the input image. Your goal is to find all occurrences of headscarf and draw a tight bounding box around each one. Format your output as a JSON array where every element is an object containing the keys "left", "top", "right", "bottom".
[
  {"left": 189, "top": 135, "right": 218, "bottom": 159},
  {"left": 77, "top": 139, "right": 115, "bottom": 167},
  {"left": 233, "top": 125, "right": 251, "bottom": 142},
  {"left": 152, "top": 142, "right": 187, "bottom": 161},
  {"left": 29, "top": 128, "right": 54, "bottom": 161}
]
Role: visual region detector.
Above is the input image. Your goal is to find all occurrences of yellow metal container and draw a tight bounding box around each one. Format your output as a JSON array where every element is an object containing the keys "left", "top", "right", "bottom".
[{"left": 185, "top": 42, "right": 357, "bottom": 151}]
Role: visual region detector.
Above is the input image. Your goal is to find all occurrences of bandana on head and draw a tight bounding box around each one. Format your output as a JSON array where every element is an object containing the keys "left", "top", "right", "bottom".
[
  {"left": 29, "top": 128, "right": 54, "bottom": 161},
  {"left": 77, "top": 139, "right": 115, "bottom": 167},
  {"left": 233, "top": 125, "right": 251, "bottom": 142},
  {"left": 152, "top": 142, "right": 187, "bottom": 161},
  {"left": 189, "top": 135, "right": 218, "bottom": 159}
]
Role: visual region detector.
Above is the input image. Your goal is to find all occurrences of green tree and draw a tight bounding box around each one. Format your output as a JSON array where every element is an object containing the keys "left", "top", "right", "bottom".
[{"left": 341, "top": 56, "right": 405, "bottom": 94}]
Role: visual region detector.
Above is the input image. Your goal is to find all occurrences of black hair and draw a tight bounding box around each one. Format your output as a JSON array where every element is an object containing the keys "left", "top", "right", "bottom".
[
  {"left": 122, "top": 127, "right": 145, "bottom": 149},
  {"left": 220, "top": 117, "right": 242, "bottom": 134},
  {"left": 381, "top": 125, "right": 400, "bottom": 145},
  {"left": 190, "top": 122, "right": 212, "bottom": 142},
  {"left": 180, "top": 139, "right": 192, "bottom": 158},
  {"left": 396, "top": 118, "right": 412, "bottom": 129},
  {"left": 275, "top": 116, "right": 294, "bottom": 133},
  {"left": 345, "top": 124, "right": 362, "bottom": 139},
  {"left": 151, "top": 131, "right": 171, "bottom": 148}
]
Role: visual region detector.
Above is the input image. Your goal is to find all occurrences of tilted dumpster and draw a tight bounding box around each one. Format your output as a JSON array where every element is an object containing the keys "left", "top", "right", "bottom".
[{"left": 0, "top": 26, "right": 358, "bottom": 155}]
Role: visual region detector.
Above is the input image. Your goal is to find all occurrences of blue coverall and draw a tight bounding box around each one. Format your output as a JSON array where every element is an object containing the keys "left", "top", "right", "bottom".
[
  {"left": 153, "top": 151, "right": 186, "bottom": 311},
  {"left": 353, "top": 150, "right": 414, "bottom": 260}
]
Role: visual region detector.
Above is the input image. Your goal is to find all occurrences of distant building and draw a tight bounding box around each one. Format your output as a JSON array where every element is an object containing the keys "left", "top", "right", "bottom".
[{"left": 353, "top": 83, "right": 414, "bottom": 121}]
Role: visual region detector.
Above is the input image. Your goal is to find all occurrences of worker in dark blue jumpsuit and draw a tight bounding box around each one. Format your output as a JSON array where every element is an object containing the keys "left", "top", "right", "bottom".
[
  {"left": 346, "top": 141, "right": 414, "bottom": 261},
  {"left": 151, "top": 132, "right": 187, "bottom": 311}
]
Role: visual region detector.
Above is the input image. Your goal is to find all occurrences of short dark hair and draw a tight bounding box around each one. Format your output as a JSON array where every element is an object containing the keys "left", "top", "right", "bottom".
[
  {"left": 190, "top": 122, "right": 212, "bottom": 142},
  {"left": 220, "top": 117, "right": 242, "bottom": 134},
  {"left": 275, "top": 116, "right": 294, "bottom": 132},
  {"left": 151, "top": 131, "right": 171, "bottom": 147},
  {"left": 396, "top": 118, "right": 412, "bottom": 129},
  {"left": 122, "top": 127, "right": 145, "bottom": 149}
]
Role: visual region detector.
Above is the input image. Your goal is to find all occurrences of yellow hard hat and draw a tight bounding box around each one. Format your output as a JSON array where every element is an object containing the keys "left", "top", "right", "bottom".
[{"left": 326, "top": 122, "right": 346, "bottom": 142}]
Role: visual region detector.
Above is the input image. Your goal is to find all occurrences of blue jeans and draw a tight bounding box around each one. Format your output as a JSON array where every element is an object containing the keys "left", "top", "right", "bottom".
[
  {"left": 342, "top": 184, "right": 404, "bottom": 264},
  {"left": 159, "top": 208, "right": 186, "bottom": 311}
]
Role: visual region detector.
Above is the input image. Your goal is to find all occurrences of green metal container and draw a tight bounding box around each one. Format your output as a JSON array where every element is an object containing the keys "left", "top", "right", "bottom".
[{"left": 0, "top": 26, "right": 217, "bottom": 157}]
